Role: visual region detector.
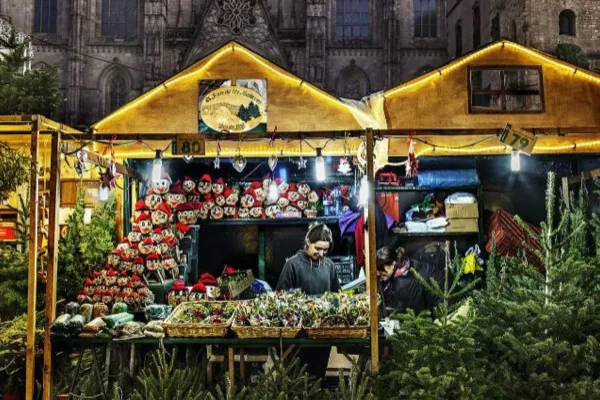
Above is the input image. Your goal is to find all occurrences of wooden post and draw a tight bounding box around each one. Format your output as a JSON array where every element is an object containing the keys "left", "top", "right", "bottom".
[
  {"left": 366, "top": 128, "right": 379, "bottom": 373},
  {"left": 42, "top": 132, "right": 61, "bottom": 400},
  {"left": 26, "top": 119, "right": 40, "bottom": 400},
  {"left": 228, "top": 347, "right": 235, "bottom": 391}
]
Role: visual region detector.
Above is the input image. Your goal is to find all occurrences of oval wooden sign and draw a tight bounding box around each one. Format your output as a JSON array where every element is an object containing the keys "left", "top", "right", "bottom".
[{"left": 200, "top": 86, "right": 266, "bottom": 133}]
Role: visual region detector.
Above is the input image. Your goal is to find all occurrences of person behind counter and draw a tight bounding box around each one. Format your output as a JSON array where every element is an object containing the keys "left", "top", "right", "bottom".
[
  {"left": 276, "top": 222, "right": 341, "bottom": 379},
  {"left": 276, "top": 222, "right": 341, "bottom": 295},
  {"left": 377, "top": 246, "right": 442, "bottom": 315}
]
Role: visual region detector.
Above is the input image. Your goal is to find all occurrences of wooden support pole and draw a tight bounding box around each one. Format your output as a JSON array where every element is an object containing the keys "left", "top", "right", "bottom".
[
  {"left": 228, "top": 347, "right": 235, "bottom": 392},
  {"left": 366, "top": 128, "right": 379, "bottom": 373},
  {"left": 42, "top": 132, "right": 61, "bottom": 400},
  {"left": 25, "top": 119, "right": 40, "bottom": 400}
]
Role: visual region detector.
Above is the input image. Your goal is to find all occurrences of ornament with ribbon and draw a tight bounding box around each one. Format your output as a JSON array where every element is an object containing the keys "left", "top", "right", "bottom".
[
  {"left": 214, "top": 136, "right": 222, "bottom": 169},
  {"left": 231, "top": 135, "right": 247, "bottom": 173},
  {"left": 74, "top": 149, "right": 88, "bottom": 176},
  {"left": 100, "top": 161, "right": 119, "bottom": 191},
  {"left": 405, "top": 131, "right": 419, "bottom": 179},
  {"left": 267, "top": 127, "right": 278, "bottom": 171}
]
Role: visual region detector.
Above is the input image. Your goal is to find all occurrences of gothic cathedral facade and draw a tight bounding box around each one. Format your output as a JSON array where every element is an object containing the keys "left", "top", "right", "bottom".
[{"left": 3, "top": 0, "right": 447, "bottom": 126}]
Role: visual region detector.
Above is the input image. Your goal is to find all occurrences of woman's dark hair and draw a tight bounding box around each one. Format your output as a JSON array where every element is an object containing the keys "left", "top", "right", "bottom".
[
  {"left": 377, "top": 246, "right": 406, "bottom": 271},
  {"left": 305, "top": 222, "right": 334, "bottom": 249}
]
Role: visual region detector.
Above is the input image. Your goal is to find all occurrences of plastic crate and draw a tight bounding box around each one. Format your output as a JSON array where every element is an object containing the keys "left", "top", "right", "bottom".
[{"left": 330, "top": 256, "right": 357, "bottom": 286}]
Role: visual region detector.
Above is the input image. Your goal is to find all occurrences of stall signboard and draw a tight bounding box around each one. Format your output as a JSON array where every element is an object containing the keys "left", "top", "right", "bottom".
[
  {"left": 499, "top": 124, "right": 537, "bottom": 154},
  {"left": 174, "top": 135, "right": 206, "bottom": 156},
  {"left": 0, "top": 223, "right": 17, "bottom": 241},
  {"left": 198, "top": 79, "right": 267, "bottom": 133}
]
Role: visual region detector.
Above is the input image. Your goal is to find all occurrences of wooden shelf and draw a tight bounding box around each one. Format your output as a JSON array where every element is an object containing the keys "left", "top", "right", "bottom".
[
  {"left": 191, "top": 217, "right": 340, "bottom": 227},
  {"left": 375, "top": 185, "right": 480, "bottom": 192},
  {"left": 392, "top": 231, "right": 480, "bottom": 238}
]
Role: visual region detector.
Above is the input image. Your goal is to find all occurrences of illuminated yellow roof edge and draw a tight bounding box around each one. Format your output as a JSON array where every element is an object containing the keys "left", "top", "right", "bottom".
[
  {"left": 384, "top": 40, "right": 600, "bottom": 98},
  {"left": 91, "top": 41, "right": 363, "bottom": 132}
]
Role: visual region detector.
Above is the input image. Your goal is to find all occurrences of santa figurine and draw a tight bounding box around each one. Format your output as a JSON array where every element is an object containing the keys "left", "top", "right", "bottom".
[
  {"left": 107, "top": 249, "right": 122, "bottom": 268},
  {"left": 238, "top": 207, "right": 249, "bottom": 219},
  {"left": 224, "top": 187, "right": 239, "bottom": 206},
  {"left": 240, "top": 189, "right": 255, "bottom": 209},
  {"left": 198, "top": 174, "right": 212, "bottom": 194},
  {"left": 132, "top": 256, "right": 145, "bottom": 275},
  {"left": 125, "top": 292, "right": 136, "bottom": 308},
  {"left": 250, "top": 201, "right": 264, "bottom": 219},
  {"left": 134, "top": 199, "right": 150, "bottom": 220},
  {"left": 120, "top": 256, "right": 133, "bottom": 272},
  {"left": 265, "top": 203, "right": 280, "bottom": 219},
  {"left": 215, "top": 191, "right": 226, "bottom": 207},
  {"left": 157, "top": 238, "right": 170, "bottom": 255},
  {"left": 182, "top": 176, "right": 196, "bottom": 193},
  {"left": 297, "top": 197, "right": 308, "bottom": 211},
  {"left": 145, "top": 253, "right": 164, "bottom": 283},
  {"left": 126, "top": 242, "right": 139, "bottom": 259},
  {"left": 308, "top": 190, "right": 320, "bottom": 204},
  {"left": 161, "top": 226, "right": 175, "bottom": 242},
  {"left": 128, "top": 226, "right": 143, "bottom": 244},
  {"left": 188, "top": 282, "right": 206, "bottom": 301},
  {"left": 177, "top": 202, "right": 197, "bottom": 225},
  {"left": 114, "top": 291, "right": 125, "bottom": 304},
  {"left": 151, "top": 172, "right": 171, "bottom": 195},
  {"left": 250, "top": 181, "right": 266, "bottom": 203},
  {"left": 175, "top": 222, "right": 190, "bottom": 240},
  {"left": 210, "top": 204, "right": 224, "bottom": 220},
  {"left": 92, "top": 271, "right": 103, "bottom": 285},
  {"left": 152, "top": 202, "right": 172, "bottom": 226},
  {"left": 151, "top": 228, "right": 163, "bottom": 244},
  {"left": 138, "top": 287, "right": 153, "bottom": 307},
  {"left": 298, "top": 180, "right": 311, "bottom": 197},
  {"left": 166, "top": 181, "right": 187, "bottom": 209},
  {"left": 117, "top": 271, "right": 130, "bottom": 287},
  {"left": 102, "top": 290, "right": 113, "bottom": 305},
  {"left": 203, "top": 193, "right": 215, "bottom": 211},
  {"left": 277, "top": 178, "right": 290, "bottom": 194},
  {"left": 162, "top": 255, "right": 178, "bottom": 279},
  {"left": 277, "top": 192, "right": 290, "bottom": 209},
  {"left": 84, "top": 278, "right": 95, "bottom": 296},
  {"left": 187, "top": 188, "right": 202, "bottom": 203},
  {"left": 145, "top": 188, "right": 164, "bottom": 210},
  {"left": 123, "top": 283, "right": 134, "bottom": 296},
  {"left": 106, "top": 268, "right": 118, "bottom": 286},
  {"left": 212, "top": 177, "right": 225, "bottom": 195},
  {"left": 224, "top": 205, "right": 237, "bottom": 218},
  {"left": 92, "top": 289, "right": 102, "bottom": 303},
  {"left": 131, "top": 274, "right": 142, "bottom": 288},
  {"left": 288, "top": 183, "right": 300, "bottom": 203},
  {"left": 116, "top": 237, "right": 130, "bottom": 252},
  {"left": 197, "top": 201, "right": 209, "bottom": 220},
  {"left": 136, "top": 213, "right": 154, "bottom": 235},
  {"left": 139, "top": 237, "right": 155, "bottom": 255},
  {"left": 262, "top": 175, "right": 271, "bottom": 191},
  {"left": 77, "top": 290, "right": 91, "bottom": 304}
]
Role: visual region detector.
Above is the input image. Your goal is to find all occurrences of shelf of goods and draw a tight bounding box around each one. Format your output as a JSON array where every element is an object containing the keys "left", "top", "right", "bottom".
[{"left": 192, "top": 217, "right": 340, "bottom": 226}]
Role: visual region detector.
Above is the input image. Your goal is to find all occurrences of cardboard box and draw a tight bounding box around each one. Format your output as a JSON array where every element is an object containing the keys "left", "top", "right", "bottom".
[
  {"left": 446, "top": 218, "right": 479, "bottom": 233},
  {"left": 445, "top": 203, "right": 479, "bottom": 219}
]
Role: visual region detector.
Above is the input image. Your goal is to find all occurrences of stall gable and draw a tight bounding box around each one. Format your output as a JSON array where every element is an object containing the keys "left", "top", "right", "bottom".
[
  {"left": 383, "top": 40, "right": 600, "bottom": 130},
  {"left": 92, "top": 42, "right": 364, "bottom": 134}
]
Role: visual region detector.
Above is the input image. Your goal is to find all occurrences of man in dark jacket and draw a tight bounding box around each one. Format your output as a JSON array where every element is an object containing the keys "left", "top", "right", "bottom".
[
  {"left": 377, "top": 246, "right": 442, "bottom": 316},
  {"left": 276, "top": 223, "right": 341, "bottom": 378}
]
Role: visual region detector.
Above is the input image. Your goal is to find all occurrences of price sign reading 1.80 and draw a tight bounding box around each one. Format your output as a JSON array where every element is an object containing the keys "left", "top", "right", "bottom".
[
  {"left": 499, "top": 124, "right": 537, "bottom": 154},
  {"left": 175, "top": 136, "right": 206, "bottom": 156}
]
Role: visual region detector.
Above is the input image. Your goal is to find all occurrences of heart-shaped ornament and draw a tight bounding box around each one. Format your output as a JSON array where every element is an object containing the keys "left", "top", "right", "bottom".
[
  {"left": 268, "top": 155, "right": 278, "bottom": 171},
  {"left": 183, "top": 155, "right": 194, "bottom": 163},
  {"left": 232, "top": 155, "right": 247, "bottom": 173}
]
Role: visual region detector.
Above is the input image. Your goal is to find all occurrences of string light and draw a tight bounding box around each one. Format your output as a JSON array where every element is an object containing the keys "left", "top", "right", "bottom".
[
  {"left": 99, "top": 184, "right": 110, "bottom": 201},
  {"left": 315, "top": 147, "right": 326, "bottom": 181},
  {"left": 511, "top": 150, "right": 521, "bottom": 172},
  {"left": 267, "top": 180, "right": 278, "bottom": 203},
  {"left": 151, "top": 150, "right": 162, "bottom": 183}
]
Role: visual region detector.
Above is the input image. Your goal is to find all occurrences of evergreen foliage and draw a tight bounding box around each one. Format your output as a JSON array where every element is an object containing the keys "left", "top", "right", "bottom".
[
  {"left": 0, "top": 141, "right": 30, "bottom": 202},
  {"left": 0, "top": 25, "right": 63, "bottom": 117},
  {"left": 555, "top": 43, "right": 589, "bottom": 69},
  {"left": 334, "top": 362, "right": 375, "bottom": 400},
  {"left": 130, "top": 347, "right": 212, "bottom": 400},
  {"left": 81, "top": 193, "right": 117, "bottom": 278}
]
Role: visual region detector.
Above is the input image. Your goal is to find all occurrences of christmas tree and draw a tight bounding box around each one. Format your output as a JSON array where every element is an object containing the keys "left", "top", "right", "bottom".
[{"left": 57, "top": 189, "right": 86, "bottom": 301}]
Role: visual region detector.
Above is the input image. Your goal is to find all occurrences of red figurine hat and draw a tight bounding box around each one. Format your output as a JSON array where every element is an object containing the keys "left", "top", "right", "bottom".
[
  {"left": 147, "top": 252, "right": 160, "bottom": 261},
  {"left": 133, "top": 256, "right": 145, "bottom": 264},
  {"left": 214, "top": 177, "right": 224, "bottom": 185},
  {"left": 120, "top": 237, "right": 130, "bottom": 245},
  {"left": 92, "top": 271, "right": 101, "bottom": 278},
  {"left": 175, "top": 222, "right": 190, "bottom": 233},
  {"left": 200, "top": 174, "right": 212, "bottom": 183},
  {"left": 200, "top": 273, "right": 218, "bottom": 285},
  {"left": 161, "top": 172, "right": 172, "bottom": 182},
  {"left": 156, "top": 202, "right": 172, "bottom": 217},
  {"left": 170, "top": 280, "right": 186, "bottom": 291},
  {"left": 223, "top": 187, "right": 233, "bottom": 198},
  {"left": 120, "top": 270, "right": 128, "bottom": 277},
  {"left": 250, "top": 181, "right": 262, "bottom": 190},
  {"left": 167, "top": 239, "right": 178, "bottom": 248},
  {"left": 203, "top": 193, "right": 214, "bottom": 202},
  {"left": 289, "top": 183, "right": 298, "bottom": 192},
  {"left": 176, "top": 202, "right": 194, "bottom": 212},
  {"left": 135, "top": 199, "right": 148, "bottom": 211},
  {"left": 152, "top": 227, "right": 163, "bottom": 234},
  {"left": 135, "top": 213, "right": 152, "bottom": 224},
  {"left": 107, "top": 269, "right": 117, "bottom": 277},
  {"left": 142, "top": 237, "right": 154, "bottom": 246},
  {"left": 191, "top": 282, "right": 207, "bottom": 293},
  {"left": 170, "top": 181, "right": 186, "bottom": 195},
  {"left": 133, "top": 226, "right": 141, "bottom": 233},
  {"left": 111, "top": 249, "right": 122, "bottom": 256},
  {"left": 84, "top": 278, "right": 93, "bottom": 286}
]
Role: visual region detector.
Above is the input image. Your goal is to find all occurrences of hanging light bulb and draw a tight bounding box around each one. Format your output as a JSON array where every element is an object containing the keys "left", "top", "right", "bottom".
[
  {"left": 511, "top": 150, "right": 520, "bottom": 172},
  {"left": 99, "top": 184, "right": 110, "bottom": 201},
  {"left": 358, "top": 175, "right": 369, "bottom": 207},
  {"left": 152, "top": 150, "right": 163, "bottom": 183},
  {"left": 267, "top": 180, "right": 279, "bottom": 203},
  {"left": 315, "top": 147, "right": 326, "bottom": 182}
]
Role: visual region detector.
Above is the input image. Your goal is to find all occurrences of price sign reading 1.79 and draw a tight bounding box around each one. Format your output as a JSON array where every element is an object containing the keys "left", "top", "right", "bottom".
[
  {"left": 499, "top": 124, "right": 537, "bottom": 154},
  {"left": 174, "top": 135, "right": 206, "bottom": 156}
]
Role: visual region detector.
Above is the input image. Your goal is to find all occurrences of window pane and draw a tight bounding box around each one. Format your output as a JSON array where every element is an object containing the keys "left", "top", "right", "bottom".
[
  {"left": 505, "top": 95, "right": 543, "bottom": 112},
  {"left": 102, "top": 0, "right": 137, "bottom": 37},
  {"left": 471, "top": 70, "right": 502, "bottom": 91},
  {"left": 471, "top": 94, "right": 502, "bottom": 111},
  {"left": 504, "top": 69, "right": 540, "bottom": 92}
]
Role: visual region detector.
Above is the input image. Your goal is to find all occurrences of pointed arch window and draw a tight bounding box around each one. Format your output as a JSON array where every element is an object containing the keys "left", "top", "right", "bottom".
[
  {"left": 336, "top": 0, "right": 370, "bottom": 39},
  {"left": 101, "top": 0, "right": 137, "bottom": 38},
  {"left": 472, "top": 5, "right": 481, "bottom": 48},
  {"left": 109, "top": 75, "right": 127, "bottom": 112},
  {"left": 559, "top": 10, "right": 576, "bottom": 36},
  {"left": 414, "top": 0, "right": 437, "bottom": 38},
  {"left": 34, "top": 0, "right": 57, "bottom": 33},
  {"left": 455, "top": 22, "right": 463, "bottom": 57}
]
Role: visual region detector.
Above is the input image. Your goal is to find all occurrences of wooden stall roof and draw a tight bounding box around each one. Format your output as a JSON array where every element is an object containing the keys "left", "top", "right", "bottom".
[
  {"left": 383, "top": 40, "right": 600, "bottom": 131},
  {"left": 0, "top": 115, "right": 82, "bottom": 134},
  {"left": 92, "top": 41, "right": 370, "bottom": 134}
]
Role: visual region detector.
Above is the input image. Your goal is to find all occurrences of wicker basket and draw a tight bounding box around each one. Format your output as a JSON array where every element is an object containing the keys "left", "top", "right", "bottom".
[
  {"left": 305, "top": 326, "right": 369, "bottom": 339},
  {"left": 232, "top": 322, "right": 302, "bottom": 339},
  {"left": 163, "top": 301, "right": 235, "bottom": 338},
  {"left": 218, "top": 270, "right": 255, "bottom": 299}
]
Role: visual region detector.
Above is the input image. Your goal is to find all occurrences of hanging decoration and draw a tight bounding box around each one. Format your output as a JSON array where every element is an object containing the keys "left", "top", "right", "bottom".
[
  {"left": 231, "top": 137, "right": 247, "bottom": 173},
  {"left": 74, "top": 149, "right": 88, "bottom": 176},
  {"left": 296, "top": 140, "right": 306, "bottom": 170},
  {"left": 99, "top": 162, "right": 118, "bottom": 191},
  {"left": 405, "top": 132, "right": 419, "bottom": 178},
  {"left": 337, "top": 157, "right": 352, "bottom": 174},
  {"left": 214, "top": 138, "right": 221, "bottom": 169},
  {"left": 183, "top": 155, "right": 194, "bottom": 163},
  {"left": 268, "top": 127, "right": 278, "bottom": 171}
]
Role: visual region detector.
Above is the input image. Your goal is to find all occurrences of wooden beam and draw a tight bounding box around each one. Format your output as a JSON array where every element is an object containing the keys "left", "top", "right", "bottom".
[
  {"left": 366, "top": 128, "right": 379, "bottom": 373},
  {"left": 25, "top": 119, "right": 40, "bottom": 400},
  {"left": 60, "top": 141, "right": 145, "bottom": 181},
  {"left": 567, "top": 168, "right": 600, "bottom": 185},
  {"left": 42, "top": 132, "right": 61, "bottom": 400}
]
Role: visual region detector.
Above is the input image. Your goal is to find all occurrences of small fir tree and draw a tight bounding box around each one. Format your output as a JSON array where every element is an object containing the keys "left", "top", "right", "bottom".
[
  {"left": 81, "top": 193, "right": 116, "bottom": 278},
  {"left": 555, "top": 43, "right": 589, "bottom": 69}
]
